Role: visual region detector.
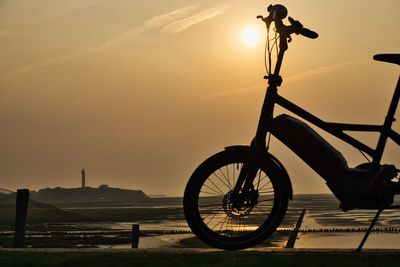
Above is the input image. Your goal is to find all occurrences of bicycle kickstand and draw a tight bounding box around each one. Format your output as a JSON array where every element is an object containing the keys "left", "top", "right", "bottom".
[{"left": 355, "top": 207, "right": 384, "bottom": 253}]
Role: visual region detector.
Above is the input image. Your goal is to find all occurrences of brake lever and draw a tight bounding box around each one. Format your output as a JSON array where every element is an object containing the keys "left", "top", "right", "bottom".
[
  {"left": 257, "top": 15, "right": 272, "bottom": 29},
  {"left": 288, "top": 17, "right": 303, "bottom": 32}
]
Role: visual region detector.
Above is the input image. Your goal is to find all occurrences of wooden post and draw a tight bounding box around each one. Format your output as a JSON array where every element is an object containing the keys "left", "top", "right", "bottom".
[
  {"left": 285, "top": 208, "right": 306, "bottom": 248},
  {"left": 355, "top": 208, "right": 383, "bottom": 253},
  {"left": 132, "top": 224, "right": 139, "bottom": 248},
  {"left": 13, "top": 189, "right": 30, "bottom": 248}
]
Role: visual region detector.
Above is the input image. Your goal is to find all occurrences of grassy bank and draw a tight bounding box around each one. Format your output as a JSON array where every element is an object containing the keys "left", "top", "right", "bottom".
[{"left": 1, "top": 250, "right": 400, "bottom": 267}]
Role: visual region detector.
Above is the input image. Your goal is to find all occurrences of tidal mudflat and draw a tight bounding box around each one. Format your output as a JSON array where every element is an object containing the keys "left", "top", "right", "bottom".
[{"left": 1, "top": 194, "right": 399, "bottom": 248}]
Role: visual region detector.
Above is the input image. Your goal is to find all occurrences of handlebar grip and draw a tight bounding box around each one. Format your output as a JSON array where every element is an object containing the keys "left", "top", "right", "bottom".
[{"left": 298, "top": 27, "right": 318, "bottom": 39}]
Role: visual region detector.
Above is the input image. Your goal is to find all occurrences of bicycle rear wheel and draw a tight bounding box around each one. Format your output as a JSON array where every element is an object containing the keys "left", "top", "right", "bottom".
[{"left": 184, "top": 148, "right": 288, "bottom": 250}]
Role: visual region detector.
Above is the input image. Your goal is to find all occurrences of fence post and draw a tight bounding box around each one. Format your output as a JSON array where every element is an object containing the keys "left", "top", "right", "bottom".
[
  {"left": 132, "top": 224, "right": 139, "bottom": 248},
  {"left": 13, "top": 189, "right": 30, "bottom": 248}
]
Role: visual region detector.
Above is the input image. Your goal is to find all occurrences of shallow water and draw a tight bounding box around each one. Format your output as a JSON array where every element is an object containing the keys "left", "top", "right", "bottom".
[{"left": 296, "top": 232, "right": 400, "bottom": 249}]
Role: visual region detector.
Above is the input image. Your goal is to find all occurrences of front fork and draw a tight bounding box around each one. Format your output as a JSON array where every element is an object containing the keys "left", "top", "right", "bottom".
[
  {"left": 230, "top": 139, "right": 265, "bottom": 208},
  {"left": 230, "top": 80, "right": 280, "bottom": 205}
]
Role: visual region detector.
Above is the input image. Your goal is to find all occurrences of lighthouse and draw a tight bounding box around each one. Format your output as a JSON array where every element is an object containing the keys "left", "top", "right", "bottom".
[{"left": 81, "top": 169, "right": 86, "bottom": 188}]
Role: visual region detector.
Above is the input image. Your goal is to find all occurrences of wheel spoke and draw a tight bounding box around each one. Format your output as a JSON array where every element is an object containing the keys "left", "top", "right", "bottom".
[
  {"left": 205, "top": 178, "right": 225, "bottom": 195},
  {"left": 200, "top": 190, "right": 221, "bottom": 196},
  {"left": 257, "top": 198, "right": 274, "bottom": 202},
  {"left": 203, "top": 207, "right": 225, "bottom": 225},
  {"left": 202, "top": 183, "right": 224, "bottom": 196},
  {"left": 256, "top": 169, "right": 262, "bottom": 190},
  {"left": 232, "top": 163, "right": 236, "bottom": 190},
  {"left": 225, "top": 165, "right": 231, "bottom": 189},
  {"left": 215, "top": 216, "right": 229, "bottom": 231},
  {"left": 259, "top": 189, "right": 274, "bottom": 194},
  {"left": 212, "top": 172, "right": 231, "bottom": 191},
  {"left": 258, "top": 180, "right": 272, "bottom": 191}
]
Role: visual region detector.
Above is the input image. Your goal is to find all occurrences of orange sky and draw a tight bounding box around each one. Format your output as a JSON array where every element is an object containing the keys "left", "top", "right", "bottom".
[{"left": 0, "top": 0, "right": 399, "bottom": 195}]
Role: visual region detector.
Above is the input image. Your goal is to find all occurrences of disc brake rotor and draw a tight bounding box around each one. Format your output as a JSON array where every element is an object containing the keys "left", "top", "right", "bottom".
[{"left": 222, "top": 191, "right": 258, "bottom": 219}]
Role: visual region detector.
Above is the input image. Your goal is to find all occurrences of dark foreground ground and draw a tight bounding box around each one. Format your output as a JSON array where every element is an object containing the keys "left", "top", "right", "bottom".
[{"left": 1, "top": 249, "right": 400, "bottom": 267}]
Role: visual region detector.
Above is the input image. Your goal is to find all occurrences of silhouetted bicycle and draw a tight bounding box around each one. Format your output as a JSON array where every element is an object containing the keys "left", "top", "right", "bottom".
[{"left": 183, "top": 4, "right": 400, "bottom": 250}]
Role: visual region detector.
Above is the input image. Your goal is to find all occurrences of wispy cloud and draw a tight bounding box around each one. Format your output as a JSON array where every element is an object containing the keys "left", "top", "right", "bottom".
[
  {"left": 2, "top": 4, "right": 231, "bottom": 81},
  {"left": 95, "top": 5, "right": 196, "bottom": 50},
  {"left": 162, "top": 4, "right": 230, "bottom": 34},
  {"left": 198, "top": 59, "right": 367, "bottom": 101},
  {"left": 286, "top": 59, "right": 366, "bottom": 82},
  {"left": 3, "top": 49, "right": 91, "bottom": 82},
  {"left": 2, "top": 6, "right": 196, "bottom": 81},
  {"left": 196, "top": 82, "right": 264, "bottom": 102}
]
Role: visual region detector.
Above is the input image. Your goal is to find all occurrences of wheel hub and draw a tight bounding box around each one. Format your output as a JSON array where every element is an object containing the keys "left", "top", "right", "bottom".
[{"left": 222, "top": 190, "right": 258, "bottom": 219}]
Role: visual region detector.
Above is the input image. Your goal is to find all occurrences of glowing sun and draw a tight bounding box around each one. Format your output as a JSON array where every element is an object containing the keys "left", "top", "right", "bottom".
[{"left": 241, "top": 27, "right": 261, "bottom": 46}]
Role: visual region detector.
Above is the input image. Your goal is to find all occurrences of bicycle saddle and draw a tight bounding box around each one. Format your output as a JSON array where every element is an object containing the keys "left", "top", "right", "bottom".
[{"left": 373, "top": 54, "right": 400, "bottom": 65}]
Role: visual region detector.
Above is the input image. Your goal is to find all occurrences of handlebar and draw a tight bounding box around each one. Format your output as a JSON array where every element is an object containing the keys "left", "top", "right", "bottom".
[
  {"left": 297, "top": 27, "right": 318, "bottom": 39},
  {"left": 288, "top": 17, "right": 318, "bottom": 39},
  {"left": 257, "top": 4, "right": 318, "bottom": 40}
]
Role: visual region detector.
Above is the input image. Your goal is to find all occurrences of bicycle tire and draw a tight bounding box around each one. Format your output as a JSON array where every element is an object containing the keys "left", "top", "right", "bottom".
[{"left": 184, "top": 148, "right": 289, "bottom": 250}]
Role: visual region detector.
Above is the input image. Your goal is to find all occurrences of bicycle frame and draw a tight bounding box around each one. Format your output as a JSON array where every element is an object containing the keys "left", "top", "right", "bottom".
[
  {"left": 256, "top": 58, "right": 400, "bottom": 169},
  {"left": 233, "top": 28, "right": 400, "bottom": 196}
]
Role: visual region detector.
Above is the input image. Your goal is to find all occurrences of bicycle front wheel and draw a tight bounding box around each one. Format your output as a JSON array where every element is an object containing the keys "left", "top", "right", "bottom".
[{"left": 183, "top": 148, "right": 288, "bottom": 250}]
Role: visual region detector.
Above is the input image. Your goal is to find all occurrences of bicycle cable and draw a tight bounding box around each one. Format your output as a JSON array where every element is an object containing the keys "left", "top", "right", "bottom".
[
  {"left": 358, "top": 149, "right": 371, "bottom": 163},
  {"left": 266, "top": 132, "right": 272, "bottom": 151},
  {"left": 264, "top": 28, "right": 270, "bottom": 75},
  {"left": 264, "top": 27, "right": 280, "bottom": 76}
]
